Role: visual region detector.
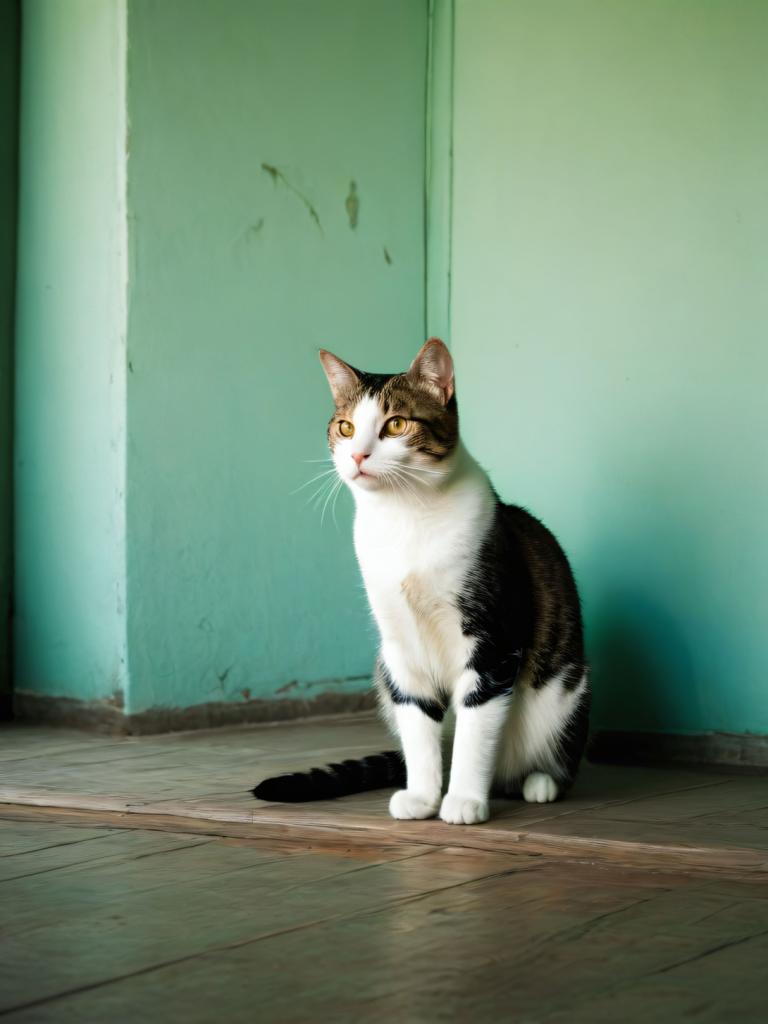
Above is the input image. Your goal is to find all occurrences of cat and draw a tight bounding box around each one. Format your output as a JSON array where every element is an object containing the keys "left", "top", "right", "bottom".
[{"left": 253, "top": 338, "right": 590, "bottom": 824}]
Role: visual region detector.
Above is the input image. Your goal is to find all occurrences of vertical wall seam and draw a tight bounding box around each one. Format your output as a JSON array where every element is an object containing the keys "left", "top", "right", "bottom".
[
  {"left": 423, "top": 0, "right": 435, "bottom": 345},
  {"left": 424, "top": 0, "right": 454, "bottom": 345},
  {"left": 447, "top": 0, "right": 454, "bottom": 343},
  {"left": 114, "top": 0, "right": 129, "bottom": 706},
  {"left": 424, "top": 0, "right": 434, "bottom": 343}
]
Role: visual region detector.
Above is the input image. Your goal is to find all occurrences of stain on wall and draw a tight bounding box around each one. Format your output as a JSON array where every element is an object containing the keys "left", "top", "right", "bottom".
[
  {"left": 261, "top": 162, "right": 323, "bottom": 234},
  {"left": 345, "top": 181, "right": 359, "bottom": 229}
]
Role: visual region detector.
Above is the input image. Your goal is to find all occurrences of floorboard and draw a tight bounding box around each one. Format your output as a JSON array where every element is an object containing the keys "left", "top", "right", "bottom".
[
  {"left": 1, "top": 716, "right": 766, "bottom": 1021},
  {"left": 1, "top": 827, "right": 765, "bottom": 1023},
  {"left": 1, "top": 716, "right": 767, "bottom": 874}
]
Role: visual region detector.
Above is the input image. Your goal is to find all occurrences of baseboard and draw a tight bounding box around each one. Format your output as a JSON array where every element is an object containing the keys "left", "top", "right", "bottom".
[
  {"left": 12, "top": 687, "right": 377, "bottom": 736},
  {"left": 13, "top": 692, "right": 766, "bottom": 770},
  {"left": 589, "top": 729, "right": 768, "bottom": 771}
]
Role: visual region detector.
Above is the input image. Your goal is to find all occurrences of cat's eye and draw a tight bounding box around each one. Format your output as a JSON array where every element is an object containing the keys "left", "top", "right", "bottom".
[
  {"left": 384, "top": 417, "right": 408, "bottom": 437},
  {"left": 338, "top": 420, "right": 355, "bottom": 438}
]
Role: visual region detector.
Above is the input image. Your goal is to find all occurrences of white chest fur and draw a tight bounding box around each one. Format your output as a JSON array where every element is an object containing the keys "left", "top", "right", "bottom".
[{"left": 353, "top": 457, "right": 494, "bottom": 699}]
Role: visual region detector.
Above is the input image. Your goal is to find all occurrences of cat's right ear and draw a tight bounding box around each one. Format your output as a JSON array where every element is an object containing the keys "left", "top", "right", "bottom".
[{"left": 319, "top": 350, "right": 359, "bottom": 404}]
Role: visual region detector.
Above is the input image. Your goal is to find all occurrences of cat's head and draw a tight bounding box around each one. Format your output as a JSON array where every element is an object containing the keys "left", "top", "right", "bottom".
[{"left": 319, "top": 338, "right": 459, "bottom": 495}]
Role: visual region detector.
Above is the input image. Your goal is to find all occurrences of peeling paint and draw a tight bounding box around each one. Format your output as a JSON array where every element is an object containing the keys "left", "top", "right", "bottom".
[
  {"left": 231, "top": 219, "right": 266, "bottom": 257},
  {"left": 275, "top": 679, "right": 299, "bottom": 695},
  {"left": 240, "top": 687, "right": 251, "bottom": 701},
  {"left": 345, "top": 180, "right": 359, "bottom": 229},
  {"left": 261, "top": 162, "right": 322, "bottom": 234}
]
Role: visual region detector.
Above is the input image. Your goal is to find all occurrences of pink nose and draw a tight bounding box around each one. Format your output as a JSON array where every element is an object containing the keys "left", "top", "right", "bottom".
[{"left": 351, "top": 452, "right": 369, "bottom": 468}]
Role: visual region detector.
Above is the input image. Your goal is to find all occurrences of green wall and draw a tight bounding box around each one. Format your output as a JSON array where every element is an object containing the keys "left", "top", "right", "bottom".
[
  {"left": 0, "top": 0, "right": 19, "bottom": 711},
  {"left": 124, "top": 0, "right": 427, "bottom": 714},
  {"left": 14, "top": 0, "right": 427, "bottom": 719},
  {"left": 13, "top": 0, "right": 765, "bottom": 741},
  {"left": 451, "top": 0, "right": 768, "bottom": 735},
  {"left": 14, "top": 0, "right": 128, "bottom": 704}
]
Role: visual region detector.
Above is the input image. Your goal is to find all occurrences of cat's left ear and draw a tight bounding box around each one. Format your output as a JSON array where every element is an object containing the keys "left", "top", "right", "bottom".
[
  {"left": 319, "top": 349, "right": 360, "bottom": 404},
  {"left": 407, "top": 338, "right": 454, "bottom": 404}
]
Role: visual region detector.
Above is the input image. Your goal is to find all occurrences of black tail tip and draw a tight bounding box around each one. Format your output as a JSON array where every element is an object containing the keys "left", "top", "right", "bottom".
[
  {"left": 252, "top": 778, "right": 286, "bottom": 802},
  {"left": 252, "top": 774, "right": 313, "bottom": 803},
  {"left": 253, "top": 751, "right": 405, "bottom": 804}
]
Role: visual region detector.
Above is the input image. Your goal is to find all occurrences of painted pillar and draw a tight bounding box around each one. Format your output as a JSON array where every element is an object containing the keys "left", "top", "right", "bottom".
[
  {"left": 124, "top": 0, "right": 428, "bottom": 719},
  {"left": 14, "top": 0, "right": 428, "bottom": 728},
  {"left": 14, "top": 0, "right": 128, "bottom": 715}
]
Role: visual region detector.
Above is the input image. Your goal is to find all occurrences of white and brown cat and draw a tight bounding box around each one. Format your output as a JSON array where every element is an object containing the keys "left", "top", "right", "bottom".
[{"left": 254, "top": 339, "right": 590, "bottom": 824}]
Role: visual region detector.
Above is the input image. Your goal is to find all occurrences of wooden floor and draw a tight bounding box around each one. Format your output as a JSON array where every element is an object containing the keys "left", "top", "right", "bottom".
[{"left": 1, "top": 715, "right": 767, "bottom": 1021}]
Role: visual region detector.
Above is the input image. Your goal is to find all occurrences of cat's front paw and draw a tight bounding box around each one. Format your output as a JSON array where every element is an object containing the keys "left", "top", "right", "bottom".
[
  {"left": 389, "top": 789, "right": 440, "bottom": 820},
  {"left": 439, "top": 793, "right": 489, "bottom": 825},
  {"left": 522, "top": 771, "right": 559, "bottom": 803}
]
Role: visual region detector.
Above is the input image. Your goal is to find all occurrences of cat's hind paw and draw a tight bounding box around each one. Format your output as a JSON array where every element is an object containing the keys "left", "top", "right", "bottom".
[
  {"left": 522, "top": 771, "right": 559, "bottom": 803},
  {"left": 439, "top": 793, "right": 489, "bottom": 825},
  {"left": 389, "top": 790, "right": 440, "bottom": 820}
]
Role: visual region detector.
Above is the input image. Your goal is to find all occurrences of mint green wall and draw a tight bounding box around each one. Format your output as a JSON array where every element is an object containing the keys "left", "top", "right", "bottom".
[
  {"left": 425, "top": 0, "right": 453, "bottom": 342},
  {"left": 12, "top": 0, "right": 426, "bottom": 718},
  {"left": 17, "top": 0, "right": 762, "bottom": 740},
  {"left": 14, "top": 0, "right": 128, "bottom": 702},
  {"left": 451, "top": 0, "right": 768, "bottom": 735},
  {"left": 124, "top": 0, "right": 427, "bottom": 713},
  {"left": 0, "top": 0, "right": 19, "bottom": 709}
]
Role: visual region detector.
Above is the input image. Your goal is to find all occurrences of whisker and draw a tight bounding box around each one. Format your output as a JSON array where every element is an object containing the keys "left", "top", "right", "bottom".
[
  {"left": 330, "top": 477, "right": 345, "bottom": 528},
  {"left": 307, "top": 474, "right": 339, "bottom": 507},
  {"left": 396, "top": 466, "right": 444, "bottom": 498},
  {"left": 291, "top": 468, "right": 337, "bottom": 496},
  {"left": 401, "top": 464, "right": 443, "bottom": 476},
  {"left": 395, "top": 465, "right": 432, "bottom": 484},
  {"left": 385, "top": 466, "right": 425, "bottom": 508},
  {"left": 321, "top": 477, "right": 343, "bottom": 525},
  {"left": 383, "top": 463, "right": 428, "bottom": 491},
  {"left": 398, "top": 479, "right": 425, "bottom": 509}
]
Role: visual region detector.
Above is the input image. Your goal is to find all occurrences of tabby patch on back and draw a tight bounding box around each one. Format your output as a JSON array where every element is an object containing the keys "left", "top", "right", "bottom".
[{"left": 254, "top": 338, "right": 590, "bottom": 824}]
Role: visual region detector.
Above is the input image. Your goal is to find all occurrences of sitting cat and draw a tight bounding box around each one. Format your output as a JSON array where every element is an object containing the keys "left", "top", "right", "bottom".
[{"left": 254, "top": 339, "right": 590, "bottom": 824}]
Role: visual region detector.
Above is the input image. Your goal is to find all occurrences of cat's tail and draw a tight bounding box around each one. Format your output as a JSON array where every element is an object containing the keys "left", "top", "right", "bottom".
[{"left": 252, "top": 750, "right": 405, "bottom": 803}]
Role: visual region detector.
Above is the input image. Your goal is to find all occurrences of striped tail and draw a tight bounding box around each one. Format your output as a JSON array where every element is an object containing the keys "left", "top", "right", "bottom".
[{"left": 252, "top": 750, "right": 405, "bottom": 803}]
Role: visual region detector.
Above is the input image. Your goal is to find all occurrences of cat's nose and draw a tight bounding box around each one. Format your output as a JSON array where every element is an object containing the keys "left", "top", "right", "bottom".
[{"left": 351, "top": 452, "right": 369, "bottom": 468}]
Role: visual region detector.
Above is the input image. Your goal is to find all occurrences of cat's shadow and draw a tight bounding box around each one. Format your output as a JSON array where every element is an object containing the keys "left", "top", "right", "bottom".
[{"left": 588, "top": 588, "right": 699, "bottom": 737}]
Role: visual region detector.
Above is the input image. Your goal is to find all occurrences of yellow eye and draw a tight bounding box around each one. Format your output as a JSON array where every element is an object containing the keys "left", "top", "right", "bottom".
[
  {"left": 338, "top": 420, "right": 354, "bottom": 438},
  {"left": 384, "top": 417, "right": 407, "bottom": 437}
]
